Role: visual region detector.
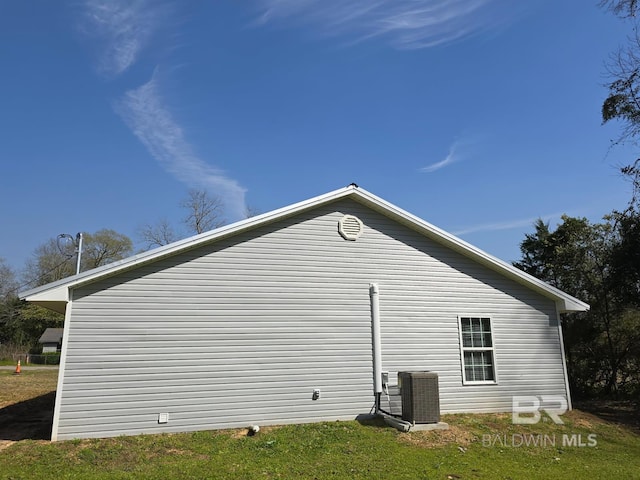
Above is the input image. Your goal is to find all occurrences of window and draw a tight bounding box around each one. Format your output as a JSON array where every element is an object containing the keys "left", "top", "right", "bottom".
[{"left": 458, "top": 316, "right": 497, "bottom": 384}]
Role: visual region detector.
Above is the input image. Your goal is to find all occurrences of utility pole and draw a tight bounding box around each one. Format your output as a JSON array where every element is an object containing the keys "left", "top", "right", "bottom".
[
  {"left": 57, "top": 232, "right": 84, "bottom": 275},
  {"left": 75, "top": 232, "right": 83, "bottom": 275}
]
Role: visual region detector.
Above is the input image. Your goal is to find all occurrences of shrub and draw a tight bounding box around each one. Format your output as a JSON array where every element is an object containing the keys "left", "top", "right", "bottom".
[{"left": 31, "top": 352, "right": 61, "bottom": 365}]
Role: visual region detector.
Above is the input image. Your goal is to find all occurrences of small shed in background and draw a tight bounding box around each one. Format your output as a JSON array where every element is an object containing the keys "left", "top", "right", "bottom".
[{"left": 38, "top": 328, "right": 63, "bottom": 353}]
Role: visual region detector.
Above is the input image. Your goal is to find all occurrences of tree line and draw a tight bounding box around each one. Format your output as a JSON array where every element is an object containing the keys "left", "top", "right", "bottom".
[{"left": 514, "top": 210, "right": 640, "bottom": 397}]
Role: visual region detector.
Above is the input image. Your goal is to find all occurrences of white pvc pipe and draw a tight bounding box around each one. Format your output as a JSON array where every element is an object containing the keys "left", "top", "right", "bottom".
[
  {"left": 382, "top": 414, "right": 413, "bottom": 432},
  {"left": 75, "top": 233, "right": 83, "bottom": 275},
  {"left": 370, "top": 283, "right": 383, "bottom": 395}
]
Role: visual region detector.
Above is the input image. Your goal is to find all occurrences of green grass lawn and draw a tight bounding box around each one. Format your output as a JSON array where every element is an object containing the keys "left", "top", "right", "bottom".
[
  {"left": 1, "top": 371, "right": 639, "bottom": 479},
  {"left": 0, "top": 369, "right": 59, "bottom": 407},
  {"left": 0, "top": 360, "right": 21, "bottom": 366}
]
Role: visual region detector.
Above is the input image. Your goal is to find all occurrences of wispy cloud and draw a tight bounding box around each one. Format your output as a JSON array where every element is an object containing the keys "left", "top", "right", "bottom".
[
  {"left": 452, "top": 213, "right": 565, "bottom": 236},
  {"left": 420, "top": 134, "right": 483, "bottom": 173},
  {"left": 116, "top": 73, "right": 247, "bottom": 220},
  {"left": 254, "top": 0, "right": 515, "bottom": 49},
  {"left": 79, "top": 1, "right": 247, "bottom": 219},
  {"left": 81, "top": 0, "right": 173, "bottom": 76},
  {"left": 420, "top": 141, "right": 460, "bottom": 173}
]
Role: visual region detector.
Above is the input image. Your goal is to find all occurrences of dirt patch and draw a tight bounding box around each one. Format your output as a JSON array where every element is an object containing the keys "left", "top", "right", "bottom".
[
  {"left": 397, "top": 424, "right": 477, "bottom": 449},
  {"left": 229, "top": 429, "right": 248, "bottom": 439},
  {"left": 0, "top": 441, "right": 14, "bottom": 452},
  {"left": 573, "top": 399, "right": 640, "bottom": 434},
  {"left": 228, "top": 425, "right": 281, "bottom": 439}
]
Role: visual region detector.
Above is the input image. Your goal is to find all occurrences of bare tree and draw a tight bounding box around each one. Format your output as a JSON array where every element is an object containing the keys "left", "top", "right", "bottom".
[
  {"left": 600, "top": 0, "right": 639, "bottom": 18},
  {"left": 138, "top": 218, "right": 178, "bottom": 249},
  {"left": 0, "top": 259, "right": 24, "bottom": 348},
  {"left": 0, "top": 258, "right": 18, "bottom": 300},
  {"left": 24, "top": 239, "right": 75, "bottom": 287},
  {"left": 181, "top": 189, "right": 226, "bottom": 234},
  {"left": 137, "top": 189, "right": 244, "bottom": 251},
  {"left": 600, "top": 1, "right": 640, "bottom": 208},
  {"left": 244, "top": 204, "right": 261, "bottom": 219}
]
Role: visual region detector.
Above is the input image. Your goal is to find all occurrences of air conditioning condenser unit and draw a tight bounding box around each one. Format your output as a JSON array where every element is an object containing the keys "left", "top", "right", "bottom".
[{"left": 398, "top": 371, "right": 440, "bottom": 424}]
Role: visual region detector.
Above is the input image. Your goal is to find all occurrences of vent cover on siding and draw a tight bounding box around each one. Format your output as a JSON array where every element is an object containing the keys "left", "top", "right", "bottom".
[{"left": 338, "top": 214, "right": 364, "bottom": 240}]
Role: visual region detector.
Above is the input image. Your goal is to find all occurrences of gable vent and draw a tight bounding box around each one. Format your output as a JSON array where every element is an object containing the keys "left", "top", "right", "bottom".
[{"left": 338, "top": 215, "right": 364, "bottom": 241}]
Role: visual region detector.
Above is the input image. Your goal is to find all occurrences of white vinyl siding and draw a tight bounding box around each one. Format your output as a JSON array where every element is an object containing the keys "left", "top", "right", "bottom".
[
  {"left": 458, "top": 317, "right": 497, "bottom": 384},
  {"left": 54, "top": 198, "right": 568, "bottom": 440}
]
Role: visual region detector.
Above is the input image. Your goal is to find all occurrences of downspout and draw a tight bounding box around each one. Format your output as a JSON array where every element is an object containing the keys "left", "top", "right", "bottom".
[
  {"left": 369, "top": 283, "right": 413, "bottom": 431},
  {"left": 556, "top": 304, "right": 573, "bottom": 411},
  {"left": 369, "top": 283, "right": 383, "bottom": 412}
]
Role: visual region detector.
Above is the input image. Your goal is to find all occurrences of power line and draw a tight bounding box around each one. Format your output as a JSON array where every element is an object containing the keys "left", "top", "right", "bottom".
[{"left": 3, "top": 256, "right": 74, "bottom": 298}]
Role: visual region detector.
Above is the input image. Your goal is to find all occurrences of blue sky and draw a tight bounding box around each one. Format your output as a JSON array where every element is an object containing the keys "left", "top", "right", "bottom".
[{"left": 1, "top": 0, "right": 635, "bottom": 274}]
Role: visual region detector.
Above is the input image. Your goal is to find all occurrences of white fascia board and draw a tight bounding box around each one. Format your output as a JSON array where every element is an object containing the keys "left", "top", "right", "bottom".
[
  {"left": 21, "top": 285, "right": 69, "bottom": 314},
  {"left": 23, "top": 284, "right": 68, "bottom": 303}
]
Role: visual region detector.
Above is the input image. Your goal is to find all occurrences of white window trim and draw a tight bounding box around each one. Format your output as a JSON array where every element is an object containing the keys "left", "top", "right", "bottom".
[{"left": 457, "top": 315, "right": 499, "bottom": 385}]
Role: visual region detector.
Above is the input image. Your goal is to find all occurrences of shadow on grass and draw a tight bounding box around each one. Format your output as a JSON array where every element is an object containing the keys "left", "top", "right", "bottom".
[
  {"left": 0, "top": 392, "right": 55, "bottom": 441},
  {"left": 574, "top": 399, "right": 640, "bottom": 434},
  {"left": 355, "top": 414, "right": 385, "bottom": 427}
]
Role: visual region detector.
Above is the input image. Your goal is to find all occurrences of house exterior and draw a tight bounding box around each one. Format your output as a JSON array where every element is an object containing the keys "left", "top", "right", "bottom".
[
  {"left": 38, "top": 328, "right": 63, "bottom": 353},
  {"left": 20, "top": 185, "right": 588, "bottom": 441}
]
